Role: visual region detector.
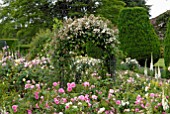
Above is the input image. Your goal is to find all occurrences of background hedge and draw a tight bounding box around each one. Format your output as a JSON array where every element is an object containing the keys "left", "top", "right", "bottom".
[{"left": 118, "top": 7, "right": 160, "bottom": 66}]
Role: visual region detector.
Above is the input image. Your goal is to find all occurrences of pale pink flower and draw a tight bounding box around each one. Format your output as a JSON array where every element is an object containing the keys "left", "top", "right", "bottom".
[
  {"left": 53, "top": 82, "right": 58, "bottom": 87},
  {"left": 92, "top": 95, "right": 98, "bottom": 100},
  {"left": 45, "top": 102, "right": 50, "bottom": 108},
  {"left": 135, "top": 108, "right": 139, "bottom": 112},
  {"left": 12, "top": 105, "right": 18, "bottom": 112},
  {"left": 36, "top": 84, "right": 41, "bottom": 90},
  {"left": 25, "top": 84, "right": 31, "bottom": 89},
  {"left": 62, "top": 98, "right": 67, "bottom": 103},
  {"left": 30, "top": 85, "right": 34, "bottom": 89},
  {"left": 78, "top": 95, "right": 85, "bottom": 101},
  {"left": 27, "top": 109, "right": 32, "bottom": 114},
  {"left": 54, "top": 98, "right": 60, "bottom": 104},
  {"left": 83, "top": 82, "right": 90, "bottom": 87},
  {"left": 58, "top": 88, "right": 65, "bottom": 93},
  {"left": 36, "top": 103, "right": 39, "bottom": 108},
  {"left": 150, "top": 93, "right": 155, "bottom": 98},
  {"left": 115, "top": 100, "right": 121, "bottom": 105},
  {"left": 34, "top": 92, "right": 39, "bottom": 100},
  {"left": 109, "top": 89, "right": 114, "bottom": 94}
]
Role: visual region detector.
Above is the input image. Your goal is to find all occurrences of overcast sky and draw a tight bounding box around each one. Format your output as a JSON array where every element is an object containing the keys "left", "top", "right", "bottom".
[
  {"left": 146, "top": 0, "right": 170, "bottom": 18},
  {"left": 0, "top": 0, "right": 169, "bottom": 19}
]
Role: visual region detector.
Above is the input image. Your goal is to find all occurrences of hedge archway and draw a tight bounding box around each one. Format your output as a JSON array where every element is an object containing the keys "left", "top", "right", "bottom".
[{"left": 52, "top": 15, "right": 119, "bottom": 87}]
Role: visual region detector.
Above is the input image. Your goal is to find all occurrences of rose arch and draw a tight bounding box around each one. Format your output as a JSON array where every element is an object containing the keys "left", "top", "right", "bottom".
[{"left": 52, "top": 15, "right": 119, "bottom": 87}]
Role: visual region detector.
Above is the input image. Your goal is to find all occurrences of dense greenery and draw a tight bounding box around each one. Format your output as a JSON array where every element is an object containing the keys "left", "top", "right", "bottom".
[
  {"left": 96, "top": 0, "right": 125, "bottom": 25},
  {"left": 164, "top": 19, "right": 170, "bottom": 67},
  {"left": 118, "top": 7, "right": 160, "bottom": 66},
  {"left": 121, "top": 0, "right": 150, "bottom": 12},
  {"left": 0, "top": 0, "right": 99, "bottom": 44}
]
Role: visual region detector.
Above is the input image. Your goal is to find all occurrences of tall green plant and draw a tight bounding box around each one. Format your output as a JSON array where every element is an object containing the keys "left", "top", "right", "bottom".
[
  {"left": 164, "top": 19, "right": 170, "bottom": 67},
  {"left": 118, "top": 7, "right": 160, "bottom": 66}
]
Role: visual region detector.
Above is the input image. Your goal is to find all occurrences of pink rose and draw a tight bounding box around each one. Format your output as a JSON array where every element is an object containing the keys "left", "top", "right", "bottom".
[
  {"left": 53, "top": 82, "right": 58, "bottom": 87},
  {"left": 12, "top": 105, "right": 18, "bottom": 113},
  {"left": 67, "top": 87, "right": 72, "bottom": 92},
  {"left": 54, "top": 98, "right": 60, "bottom": 105},
  {"left": 78, "top": 95, "right": 85, "bottom": 101},
  {"left": 83, "top": 82, "right": 90, "bottom": 87},
  {"left": 115, "top": 100, "right": 121, "bottom": 105},
  {"left": 58, "top": 88, "right": 65, "bottom": 93}
]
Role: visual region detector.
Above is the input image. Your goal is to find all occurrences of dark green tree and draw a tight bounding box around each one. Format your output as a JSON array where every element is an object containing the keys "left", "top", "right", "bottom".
[
  {"left": 121, "top": 0, "right": 150, "bottom": 13},
  {"left": 118, "top": 7, "right": 160, "bottom": 66},
  {"left": 164, "top": 19, "right": 170, "bottom": 67},
  {"left": 0, "top": 0, "right": 99, "bottom": 44},
  {"left": 96, "top": 0, "right": 125, "bottom": 25}
]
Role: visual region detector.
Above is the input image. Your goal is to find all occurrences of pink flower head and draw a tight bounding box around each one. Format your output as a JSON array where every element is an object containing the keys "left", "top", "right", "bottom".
[
  {"left": 135, "top": 108, "right": 139, "bottom": 112},
  {"left": 25, "top": 84, "right": 31, "bottom": 89},
  {"left": 34, "top": 92, "right": 39, "bottom": 100},
  {"left": 62, "top": 98, "right": 67, "bottom": 103},
  {"left": 115, "top": 100, "right": 121, "bottom": 105},
  {"left": 27, "top": 109, "right": 32, "bottom": 114},
  {"left": 12, "top": 105, "right": 18, "bottom": 113},
  {"left": 54, "top": 98, "right": 60, "bottom": 105},
  {"left": 45, "top": 102, "right": 50, "bottom": 108},
  {"left": 92, "top": 95, "right": 98, "bottom": 100},
  {"left": 78, "top": 95, "right": 85, "bottom": 101},
  {"left": 53, "top": 82, "right": 59, "bottom": 87},
  {"left": 36, "top": 103, "right": 39, "bottom": 108},
  {"left": 83, "top": 82, "right": 90, "bottom": 87},
  {"left": 65, "top": 105, "right": 69, "bottom": 109},
  {"left": 36, "top": 84, "right": 41, "bottom": 90},
  {"left": 150, "top": 93, "right": 155, "bottom": 98},
  {"left": 67, "top": 87, "right": 72, "bottom": 92},
  {"left": 58, "top": 88, "right": 65, "bottom": 93}
]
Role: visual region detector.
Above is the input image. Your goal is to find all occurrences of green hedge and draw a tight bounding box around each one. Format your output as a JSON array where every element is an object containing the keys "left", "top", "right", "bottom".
[
  {"left": 118, "top": 7, "right": 160, "bottom": 66},
  {"left": 164, "top": 19, "right": 170, "bottom": 67},
  {"left": 0, "top": 39, "right": 18, "bottom": 50}
]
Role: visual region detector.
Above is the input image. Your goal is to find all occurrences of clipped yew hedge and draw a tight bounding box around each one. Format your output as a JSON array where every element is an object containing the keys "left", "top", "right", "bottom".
[{"left": 118, "top": 7, "right": 160, "bottom": 66}]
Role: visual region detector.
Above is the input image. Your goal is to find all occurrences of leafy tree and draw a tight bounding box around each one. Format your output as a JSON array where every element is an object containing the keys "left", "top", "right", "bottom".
[
  {"left": 0, "top": 0, "right": 54, "bottom": 44},
  {"left": 96, "top": 0, "right": 125, "bottom": 25},
  {"left": 0, "top": 0, "right": 99, "bottom": 44},
  {"left": 121, "top": 0, "right": 150, "bottom": 13},
  {"left": 118, "top": 7, "right": 160, "bottom": 66}
]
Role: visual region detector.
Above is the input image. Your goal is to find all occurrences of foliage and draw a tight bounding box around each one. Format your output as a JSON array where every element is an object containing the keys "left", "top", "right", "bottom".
[
  {"left": 0, "top": 49, "right": 55, "bottom": 92},
  {"left": 120, "top": 57, "right": 140, "bottom": 71},
  {"left": 121, "top": 0, "right": 150, "bottom": 12},
  {"left": 95, "top": 0, "right": 125, "bottom": 25},
  {"left": 0, "top": 39, "right": 18, "bottom": 51},
  {"left": 52, "top": 14, "right": 120, "bottom": 86},
  {"left": 118, "top": 7, "right": 160, "bottom": 66},
  {"left": 27, "top": 29, "right": 53, "bottom": 60},
  {"left": 0, "top": 0, "right": 100, "bottom": 44}
]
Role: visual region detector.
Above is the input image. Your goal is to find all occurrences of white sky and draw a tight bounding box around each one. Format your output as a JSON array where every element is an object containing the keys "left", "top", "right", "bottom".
[
  {"left": 0, "top": 0, "right": 169, "bottom": 19},
  {"left": 146, "top": 0, "right": 170, "bottom": 18}
]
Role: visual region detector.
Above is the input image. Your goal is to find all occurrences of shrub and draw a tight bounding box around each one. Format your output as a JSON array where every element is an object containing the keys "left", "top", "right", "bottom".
[
  {"left": 118, "top": 7, "right": 160, "bottom": 66},
  {"left": 27, "top": 29, "right": 53, "bottom": 60}
]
